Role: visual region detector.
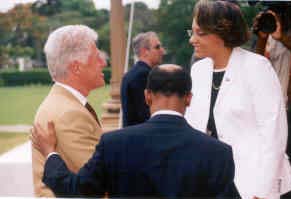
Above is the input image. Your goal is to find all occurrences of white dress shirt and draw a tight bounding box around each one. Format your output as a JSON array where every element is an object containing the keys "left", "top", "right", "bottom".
[
  {"left": 151, "top": 110, "right": 183, "bottom": 118},
  {"left": 55, "top": 82, "right": 87, "bottom": 106}
]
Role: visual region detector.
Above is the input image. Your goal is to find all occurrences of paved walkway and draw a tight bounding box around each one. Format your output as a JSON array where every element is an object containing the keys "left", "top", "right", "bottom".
[
  {"left": 0, "top": 141, "right": 33, "bottom": 196},
  {"left": 0, "top": 124, "right": 31, "bottom": 133},
  {"left": 0, "top": 124, "right": 117, "bottom": 196}
]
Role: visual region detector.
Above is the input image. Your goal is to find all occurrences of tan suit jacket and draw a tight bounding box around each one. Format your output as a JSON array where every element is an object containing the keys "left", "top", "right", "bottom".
[{"left": 32, "top": 84, "right": 102, "bottom": 197}]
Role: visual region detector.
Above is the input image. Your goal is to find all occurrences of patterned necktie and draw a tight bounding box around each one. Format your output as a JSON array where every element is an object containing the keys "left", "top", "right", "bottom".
[{"left": 85, "top": 102, "right": 101, "bottom": 126}]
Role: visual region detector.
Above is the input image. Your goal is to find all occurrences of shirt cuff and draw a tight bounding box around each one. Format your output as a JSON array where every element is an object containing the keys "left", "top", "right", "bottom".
[{"left": 46, "top": 152, "right": 59, "bottom": 159}]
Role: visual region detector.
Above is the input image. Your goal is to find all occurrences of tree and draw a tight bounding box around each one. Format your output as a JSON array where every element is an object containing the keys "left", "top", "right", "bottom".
[
  {"left": 125, "top": 2, "right": 157, "bottom": 35},
  {"left": 0, "top": 0, "right": 109, "bottom": 67},
  {"left": 0, "top": 0, "right": 263, "bottom": 70},
  {"left": 123, "top": 2, "right": 157, "bottom": 67},
  {"left": 32, "top": 0, "right": 62, "bottom": 16},
  {"left": 0, "top": 3, "right": 49, "bottom": 66},
  {"left": 155, "top": 0, "right": 197, "bottom": 70}
]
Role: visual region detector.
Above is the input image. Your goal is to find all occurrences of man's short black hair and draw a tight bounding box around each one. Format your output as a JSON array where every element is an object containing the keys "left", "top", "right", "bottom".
[{"left": 146, "top": 64, "right": 192, "bottom": 97}]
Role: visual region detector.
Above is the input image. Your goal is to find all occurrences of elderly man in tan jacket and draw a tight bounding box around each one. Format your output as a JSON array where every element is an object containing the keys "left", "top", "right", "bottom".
[{"left": 32, "top": 25, "right": 106, "bottom": 197}]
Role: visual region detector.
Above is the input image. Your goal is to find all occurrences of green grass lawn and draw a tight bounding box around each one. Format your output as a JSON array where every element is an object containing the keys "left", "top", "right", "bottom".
[
  {"left": 0, "top": 132, "right": 29, "bottom": 155},
  {"left": 0, "top": 85, "right": 110, "bottom": 124},
  {"left": 0, "top": 85, "right": 110, "bottom": 154}
]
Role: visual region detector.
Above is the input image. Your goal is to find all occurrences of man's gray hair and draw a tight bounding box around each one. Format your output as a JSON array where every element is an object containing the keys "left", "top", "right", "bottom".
[
  {"left": 132, "top": 31, "right": 158, "bottom": 57},
  {"left": 44, "top": 25, "right": 98, "bottom": 80}
]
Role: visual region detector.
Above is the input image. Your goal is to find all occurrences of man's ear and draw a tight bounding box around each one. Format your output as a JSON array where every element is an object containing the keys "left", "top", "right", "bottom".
[
  {"left": 140, "top": 47, "right": 149, "bottom": 57},
  {"left": 68, "top": 60, "right": 81, "bottom": 75},
  {"left": 185, "top": 92, "right": 193, "bottom": 107},
  {"left": 144, "top": 89, "right": 152, "bottom": 106}
]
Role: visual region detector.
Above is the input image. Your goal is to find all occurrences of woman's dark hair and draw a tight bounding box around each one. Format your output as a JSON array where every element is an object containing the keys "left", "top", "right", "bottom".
[
  {"left": 194, "top": 0, "right": 250, "bottom": 47},
  {"left": 146, "top": 65, "right": 192, "bottom": 97}
]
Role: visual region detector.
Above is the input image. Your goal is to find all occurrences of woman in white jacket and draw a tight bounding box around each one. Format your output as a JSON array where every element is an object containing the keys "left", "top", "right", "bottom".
[{"left": 185, "top": 1, "right": 291, "bottom": 199}]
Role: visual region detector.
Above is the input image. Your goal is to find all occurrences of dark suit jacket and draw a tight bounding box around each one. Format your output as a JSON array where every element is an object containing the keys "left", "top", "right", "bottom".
[
  {"left": 43, "top": 114, "right": 240, "bottom": 198},
  {"left": 121, "top": 61, "right": 151, "bottom": 127}
]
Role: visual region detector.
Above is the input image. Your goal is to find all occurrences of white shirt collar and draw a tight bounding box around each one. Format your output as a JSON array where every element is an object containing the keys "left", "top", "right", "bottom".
[
  {"left": 151, "top": 110, "right": 183, "bottom": 118},
  {"left": 55, "top": 82, "right": 87, "bottom": 106},
  {"left": 213, "top": 68, "right": 226, "bottom": 72}
]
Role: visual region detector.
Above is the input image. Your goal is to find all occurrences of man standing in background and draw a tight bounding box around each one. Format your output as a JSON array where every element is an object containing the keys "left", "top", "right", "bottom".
[{"left": 121, "top": 31, "right": 165, "bottom": 127}]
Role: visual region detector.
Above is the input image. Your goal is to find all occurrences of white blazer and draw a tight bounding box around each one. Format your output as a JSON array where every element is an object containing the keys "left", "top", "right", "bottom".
[{"left": 185, "top": 47, "right": 291, "bottom": 198}]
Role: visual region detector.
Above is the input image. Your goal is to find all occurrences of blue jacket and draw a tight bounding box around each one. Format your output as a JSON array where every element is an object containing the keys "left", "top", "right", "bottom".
[
  {"left": 43, "top": 114, "right": 240, "bottom": 198},
  {"left": 121, "top": 61, "right": 151, "bottom": 127}
]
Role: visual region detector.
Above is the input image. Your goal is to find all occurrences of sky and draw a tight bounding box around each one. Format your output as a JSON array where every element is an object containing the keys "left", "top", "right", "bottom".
[{"left": 0, "top": 0, "right": 160, "bottom": 13}]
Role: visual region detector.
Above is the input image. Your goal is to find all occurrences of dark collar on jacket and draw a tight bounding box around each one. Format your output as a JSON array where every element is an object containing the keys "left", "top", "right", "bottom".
[
  {"left": 147, "top": 114, "right": 188, "bottom": 126},
  {"left": 135, "top": 61, "right": 152, "bottom": 71}
]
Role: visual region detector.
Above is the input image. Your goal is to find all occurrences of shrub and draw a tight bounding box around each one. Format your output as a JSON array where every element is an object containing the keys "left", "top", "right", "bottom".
[
  {"left": 0, "top": 67, "right": 111, "bottom": 86},
  {"left": 0, "top": 69, "right": 52, "bottom": 86}
]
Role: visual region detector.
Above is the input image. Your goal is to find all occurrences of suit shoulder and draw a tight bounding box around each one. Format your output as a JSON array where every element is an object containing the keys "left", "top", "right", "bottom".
[
  {"left": 190, "top": 128, "right": 232, "bottom": 155},
  {"left": 195, "top": 57, "right": 212, "bottom": 66},
  {"left": 101, "top": 123, "right": 147, "bottom": 142},
  {"left": 123, "top": 65, "right": 149, "bottom": 82},
  {"left": 190, "top": 58, "right": 212, "bottom": 75},
  {"left": 36, "top": 95, "right": 82, "bottom": 114},
  {"left": 236, "top": 47, "right": 273, "bottom": 71},
  {"left": 235, "top": 48, "right": 278, "bottom": 86},
  {"left": 35, "top": 91, "right": 90, "bottom": 124}
]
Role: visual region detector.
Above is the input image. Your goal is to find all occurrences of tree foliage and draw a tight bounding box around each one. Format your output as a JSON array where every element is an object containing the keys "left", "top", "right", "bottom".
[
  {"left": 0, "top": 0, "right": 262, "bottom": 70},
  {"left": 156, "top": 0, "right": 197, "bottom": 70},
  {"left": 0, "top": 0, "right": 109, "bottom": 68},
  {"left": 124, "top": 2, "right": 157, "bottom": 66}
]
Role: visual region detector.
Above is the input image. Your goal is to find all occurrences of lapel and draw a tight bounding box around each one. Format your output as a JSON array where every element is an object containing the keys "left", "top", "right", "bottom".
[
  {"left": 186, "top": 58, "right": 213, "bottom": 132},
  {"left": 186, "top": 48, "right": 242, "bottom": 132},
  {"left": 51, "top": 84, "right": 102, "bottom": 127},
  {"left": 214, "top": 47, "right": 241, "bottom": 112},
  {"left": 203, "top": 60, "right": 213, "bottom": 118}
]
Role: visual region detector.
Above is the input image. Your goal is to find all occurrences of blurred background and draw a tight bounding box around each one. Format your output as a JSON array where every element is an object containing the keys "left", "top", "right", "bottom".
[{"left": 0, "top": 0, "right": 265, "bottom": 158}]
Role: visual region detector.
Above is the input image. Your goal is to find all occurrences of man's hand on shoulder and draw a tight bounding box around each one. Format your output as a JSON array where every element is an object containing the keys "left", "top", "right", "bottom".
[{"left": 31, "top": 121, "right": 57, "bottom": 157}]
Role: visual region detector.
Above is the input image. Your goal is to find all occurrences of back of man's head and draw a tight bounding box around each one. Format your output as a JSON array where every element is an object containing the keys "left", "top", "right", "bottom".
[
  {"left": 146, "top": 64, "right": 192, "bottom": 97},
  {"left": 44, "top": 25, "right": 98, "bottom": 81}
]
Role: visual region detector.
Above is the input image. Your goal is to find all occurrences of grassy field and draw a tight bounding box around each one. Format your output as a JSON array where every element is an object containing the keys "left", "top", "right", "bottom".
[
  {"left": 0, "top": 85, "right": 110, "bottom": 125},
  {"left": 0, "top": 133, "right": 29, "bottom": 154},
  {"left": 0, "top": 85, "right": 110, "bottom": 155}
]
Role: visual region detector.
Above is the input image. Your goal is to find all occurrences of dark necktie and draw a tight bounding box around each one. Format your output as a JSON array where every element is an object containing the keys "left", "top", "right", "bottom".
[{"left": 85, "top": 102, "right": 101, "bottom": 126}]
